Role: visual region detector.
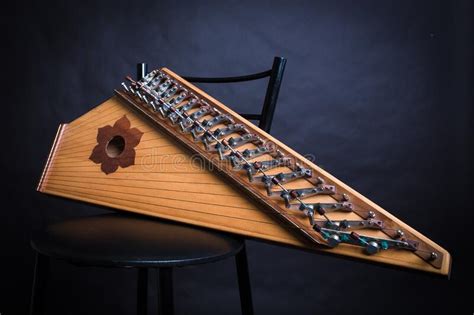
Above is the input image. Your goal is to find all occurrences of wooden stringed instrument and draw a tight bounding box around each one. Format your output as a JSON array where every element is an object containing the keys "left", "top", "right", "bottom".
[{"left": 37, "top": 68, "right": 451, "bottom": 277}]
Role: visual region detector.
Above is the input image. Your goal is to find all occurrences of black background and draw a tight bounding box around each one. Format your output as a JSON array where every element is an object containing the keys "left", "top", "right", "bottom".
[{"left": 2, "top": 0, "right": 473, "bottom": 314}]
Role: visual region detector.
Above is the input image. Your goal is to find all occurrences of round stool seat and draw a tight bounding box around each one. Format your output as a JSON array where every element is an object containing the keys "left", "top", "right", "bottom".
[{"left": 31, "top": 213, "right": 244, "bottom": 267}]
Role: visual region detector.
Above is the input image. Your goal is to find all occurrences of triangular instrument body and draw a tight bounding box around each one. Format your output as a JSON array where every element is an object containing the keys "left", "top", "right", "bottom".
[{"left": 38, "top": 68, "right": 451, "bottom": 276}]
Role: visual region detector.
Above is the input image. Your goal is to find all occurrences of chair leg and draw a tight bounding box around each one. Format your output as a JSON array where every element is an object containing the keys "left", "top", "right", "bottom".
[
  {"left": 235, "top": 245, "right": 254, "bottom": 315},
  {"left": 137, "top": 268, "right": 148, "bottom": 315},
  {"left": 158, "top": 267, "right": 174, "bottom": 315},
  {"left": 30, "top": 252, "right": 50, "bottom": 315}
]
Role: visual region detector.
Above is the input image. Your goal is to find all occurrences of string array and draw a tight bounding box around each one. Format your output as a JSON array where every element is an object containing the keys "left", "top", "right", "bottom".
[{"left": 116, "top": 69, "right": 441, "bottom": 267}]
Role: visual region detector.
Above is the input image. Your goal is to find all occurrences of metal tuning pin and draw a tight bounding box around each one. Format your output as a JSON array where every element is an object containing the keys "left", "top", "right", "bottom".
[
  {"left": 244, "top": 156, "right": 292, "bottom": 182},
  {"left": 137, "top": 74, "right": 172, "bottom": 102},
  {"left": 142, "top": 75, "right": 169, "bottom": 98},
  {"left": 180, "top": 104, "right": 217, "bottom": 131},
  {"left": 152, "top": 85, "right": 177, "bottom": 109},
  {"left": 132, "top": 71, "right": 160, "bottom": 99},
  {"left": 156, "top": 78, "right": 172, "bottom": 95},
  {"left": 162, "top": 84, "right": 181, "bottom": 99},
  {"left": 228, "top": 133, "right": 263, "bottom": 148},
  {"left": 156, "top": 83, "right": 175, "bottom": 98},
  {"left": 209, "top": 134, "right": 263, "bottom": 159},
  {"left": 168, "top": 97, "right": 199, "bottom": 123},
  {"left": 314, "top": 218, "right": 385, "bottom": 231},
  {"left": 145, "top": 72, "right": 165, "bottom": 89},
  {"left": 196, "top": 124, "right": 249, "bottom": 147},
  {"left": 148, "top": 101, "right": 157, "bottom": 112},
  {"left": 169, "top": 90, "right": 188, "bottom": 105},
  {"left": 159, "top": 90, "right": 188, "bottom": 117},
  {"left": 121, "top": 82, "right": 130, "bottom": 92},
  {"left": 313, "top": 226, "right": 419, "bottom": 255},
  {"left": 177, "top": 113, "right": 193, "bottom": 131},
  {"left": 278, "top": 184, "right": 336, "bottom": 208},
  {"left": 309, "top": 202, "right": 354, "bottom": 214},
  {"left": 336, "top": 193, "right": 378, "bottom": 219},
  {"left": 254, "top": 165, "right": 313, "bottom": 196},
  {"left": 299, "top": 204, "right": 316, "bottom": 225},
  {"left": 191, "top": 114, "right": 234, "bottom": 139},
  {"left": 225, "top": 145, "right": 277, "bottom": 168},
  {"left": 123, "top": 76, "right": 138, "bottom": 95},
  {"left": 394, "top": 229, "right": 405, "bottom": 239}
]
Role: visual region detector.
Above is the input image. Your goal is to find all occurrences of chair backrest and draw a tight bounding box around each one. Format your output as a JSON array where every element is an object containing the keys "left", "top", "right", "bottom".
[{"left": 136, "top": 57, "right": 287, "bottom": 133}]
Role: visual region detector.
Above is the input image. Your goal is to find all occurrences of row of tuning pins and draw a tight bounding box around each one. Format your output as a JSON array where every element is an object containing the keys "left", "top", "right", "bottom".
[
  {"left": 122, "top": 70, "right": 240, "bottom": 152},
  {"left": 290, "top": 181, "right": 418, "bottom": 255},
  {"left": 193, "top": 121, "right": 281, "bottom": 166},
  {"left": 120, "top": 70, "right": 430, "bottom": 258},
  {"left": 133, "top": 70, "right": 277, "bottom": 163},
  {"left": 122, "top": 71, "right": 295, "bottom": 183},
  {"left": 122, "top": 71, "right": 190, "bottom": 119},
  {"left": 244, "top": 156, "right": 419, "bottom": 254}
]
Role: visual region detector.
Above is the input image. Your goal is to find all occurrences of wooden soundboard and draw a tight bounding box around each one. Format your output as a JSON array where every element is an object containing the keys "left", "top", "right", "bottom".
[{"left": 37, "top": 68, "right": 451, "bottom": 276}]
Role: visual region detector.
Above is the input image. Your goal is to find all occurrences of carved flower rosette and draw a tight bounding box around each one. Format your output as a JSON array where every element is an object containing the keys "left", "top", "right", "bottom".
[{"left": 89, "top": 115, "right": 143, "bottom": 175}]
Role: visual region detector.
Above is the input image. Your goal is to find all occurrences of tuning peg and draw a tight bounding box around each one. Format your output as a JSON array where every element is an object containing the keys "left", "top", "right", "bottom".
[
  {"left": 316, "top": 176, "right": 325, "bottom": 185},
  {"left": 280, "top": 191, "right": 291, "bottom": 208},
  {"left": 121, "top": 82, "right": 130, "bottom": 92},
  {"left": 366, "top": 241, "right": 380, "bottom": 255},
  {"left": 255, "top": 168, "right": 313, "bottom": 195},
  {"left": 225, "top": 146, "right": 274, "bottom": 170},
  {"left": 191, "top": 114, "right": 234, "bottom": 138},
  {"left": 169, "top": 97, "right": 199, "bottom": 124},
  {"left": 218, "top": 139, "right": 229, "bottom": 160},
  {"left": 313, "top": 225, "right": 340, "bottom": 248},
  {"left": 396, "top": 229, "right": 404, "bottom": 238},
  {"left": 305, "top": 205, "right": 315, "bottom": 225},
  {"left": 349, "top": 232, "right": 379, "bottom": 255},
  {"left": 327, "top": 234, "right": 341, "bottom": 248},
  {"left": 245, "top": 157, "right": 291, "bottom": 182}
]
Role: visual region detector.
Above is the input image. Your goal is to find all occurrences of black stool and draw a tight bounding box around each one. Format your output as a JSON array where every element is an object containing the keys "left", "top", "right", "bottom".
[{"left": 30, "top": 56, "right": 287, "bottom": 315}]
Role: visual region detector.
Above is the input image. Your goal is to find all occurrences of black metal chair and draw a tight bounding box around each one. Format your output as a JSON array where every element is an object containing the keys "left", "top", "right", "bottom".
[
  {"left": 30, "top": 56, "right": 287, "bottom": 315},
  {"left": 181, "top": 56, "right": 286, "bottom": 133}
]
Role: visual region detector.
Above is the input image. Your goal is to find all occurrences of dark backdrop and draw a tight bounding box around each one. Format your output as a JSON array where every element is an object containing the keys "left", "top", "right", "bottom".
[{"left": 2, "top": 0, "right": 473, "bottom": 314}]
